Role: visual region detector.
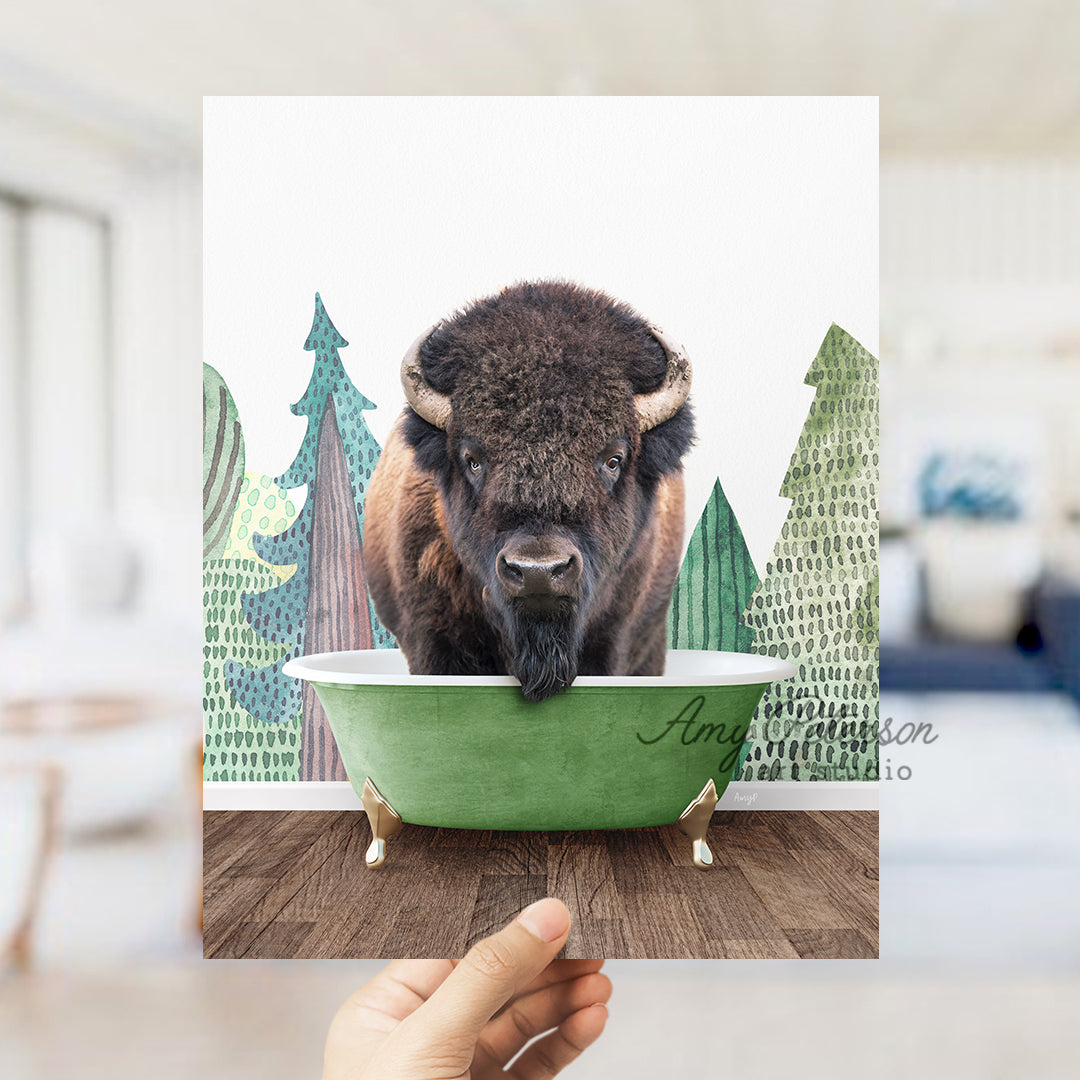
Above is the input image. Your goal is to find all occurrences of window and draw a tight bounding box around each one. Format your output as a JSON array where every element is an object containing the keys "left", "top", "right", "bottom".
[{"left": 0, "top": 192, "right": 112, "bottom": 625}]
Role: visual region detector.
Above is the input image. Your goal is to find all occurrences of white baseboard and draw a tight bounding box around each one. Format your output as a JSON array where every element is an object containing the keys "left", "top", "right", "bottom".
[
  {"left": 718, "top": 781, "right": 877, "bottom": 811},
  {"left": 203, "top": 780, "right": 877, "bottom": 813}
]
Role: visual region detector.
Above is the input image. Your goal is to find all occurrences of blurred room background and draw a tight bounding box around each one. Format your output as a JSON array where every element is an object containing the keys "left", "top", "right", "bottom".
[{"left": 2, "top": 1, "right": 1079, "bottom": 1077}]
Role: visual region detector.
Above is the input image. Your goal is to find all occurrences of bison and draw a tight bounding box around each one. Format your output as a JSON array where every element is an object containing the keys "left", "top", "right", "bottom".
[{"left": 364, "top": 280, "right": 695, "bottom": 702}]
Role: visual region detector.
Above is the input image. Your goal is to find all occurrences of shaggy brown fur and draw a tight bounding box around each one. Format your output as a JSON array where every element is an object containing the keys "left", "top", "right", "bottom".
[{"left": 364, "top": 280, "right": 695, "bottom": 701}]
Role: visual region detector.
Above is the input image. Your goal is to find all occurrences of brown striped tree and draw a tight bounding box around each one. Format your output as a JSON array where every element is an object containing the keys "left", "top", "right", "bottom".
[{"left": 302, "top": 393, "right": 373, "bottom": 780}]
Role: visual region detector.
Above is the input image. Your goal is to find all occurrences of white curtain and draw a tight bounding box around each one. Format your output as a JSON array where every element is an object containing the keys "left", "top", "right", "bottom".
[
  {"left": 0, "top": 201, "right": 20, "bottom": 623},
  {"left": 0, "top": 162, "right": 202, "bottom": 634},
  {"left": 22, "top": 206, "right": 112, "bottom": 620}
]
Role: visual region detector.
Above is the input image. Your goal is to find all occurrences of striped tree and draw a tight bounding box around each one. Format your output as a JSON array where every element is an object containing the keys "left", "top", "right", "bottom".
[{"left": 667, "top": 477, "right": 758, "bottom": 778}]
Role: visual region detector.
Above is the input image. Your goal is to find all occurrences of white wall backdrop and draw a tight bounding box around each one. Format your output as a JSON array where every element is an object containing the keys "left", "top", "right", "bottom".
[
  {"left": 881, "top": 160, "right": 1080, "bottom": 542},
  {"left": 205, "top": 96, "right": 878, "bottom": 574}
]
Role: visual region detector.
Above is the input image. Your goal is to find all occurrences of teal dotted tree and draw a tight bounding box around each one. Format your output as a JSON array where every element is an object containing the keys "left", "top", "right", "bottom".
[
  {"left": 668, "top": 477, "right": 759, "bottom": 779},
  {"left": 226, "top": 294, "right": 393, "bottom": 780},
  {"left": 273, "top": 297, "right": 380, "bottom": 562},
  {"left": 224, "top": 502, "right": 309, "bottom": 730},
  {"left": 741, "top": 325, "right": 878, "bottom": 782}
]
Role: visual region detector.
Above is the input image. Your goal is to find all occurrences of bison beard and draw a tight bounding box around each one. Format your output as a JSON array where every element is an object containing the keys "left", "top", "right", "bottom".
[
  {"left": 502, "top": 604, "right": 583, "bottom": 703},
  {"left": 503, "top": 609, "right": 583, "bottom": 699}
]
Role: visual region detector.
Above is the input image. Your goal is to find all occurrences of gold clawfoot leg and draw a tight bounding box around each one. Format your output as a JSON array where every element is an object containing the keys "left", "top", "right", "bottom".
[
  {"left": 677, "top": 778, "right": 718, "bottom": 870},
  {"left": 361, "top": 778, "right": 402, "bottom": 869}
]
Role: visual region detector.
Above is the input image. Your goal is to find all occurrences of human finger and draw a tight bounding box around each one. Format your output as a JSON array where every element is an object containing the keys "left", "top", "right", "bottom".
[
  {"left": 507, "top": 1003, "right": 610, "bottom": 1080},
  {"left": 489, "top": 958, "right": 605, "bottom": 1017},
  {"left": 351, "top": 959, "right": 456, "bottom": 1021},
  {"left": 477, "top": 971, "right": 612, "bottom": 1065},
  {"left": 400, "top": 898, "right": 571, "bottom": 1054}
]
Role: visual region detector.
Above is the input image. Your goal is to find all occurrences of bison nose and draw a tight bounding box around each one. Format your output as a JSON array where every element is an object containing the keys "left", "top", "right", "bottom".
[{"left": 496, "top": 540, "right": 582, "bottom": 602}]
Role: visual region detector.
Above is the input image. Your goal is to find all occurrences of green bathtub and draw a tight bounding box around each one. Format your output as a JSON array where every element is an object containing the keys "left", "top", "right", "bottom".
[{"left": 283, "top": 648, "right": 795, "bottom": 868}]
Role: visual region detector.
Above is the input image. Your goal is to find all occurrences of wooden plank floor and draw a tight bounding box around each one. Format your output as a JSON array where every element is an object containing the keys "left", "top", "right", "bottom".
[{"left": 203, "top": 810, "right": 877, "bottom": 960}]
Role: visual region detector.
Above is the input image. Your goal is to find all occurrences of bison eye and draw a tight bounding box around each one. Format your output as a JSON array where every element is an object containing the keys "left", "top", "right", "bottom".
[
  {"left": 459, "top": 443, "right": 486, "bottom": 488},
  {"left": 596, "top": 442, "right": 627, "bottom": 491}
]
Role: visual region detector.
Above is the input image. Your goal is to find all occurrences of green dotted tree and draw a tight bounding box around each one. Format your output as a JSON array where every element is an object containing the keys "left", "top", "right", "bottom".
[
  {"left": 203, "top": 558, "right": 301, "bottom": 781},
  {"left": 741, "top": 325, "right": 879, "bottom": 782},
  {"left": 225, "top": 472, "right": 300, "bottom": 570}
]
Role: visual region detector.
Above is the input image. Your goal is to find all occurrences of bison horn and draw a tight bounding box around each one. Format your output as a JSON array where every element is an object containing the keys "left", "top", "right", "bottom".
[
  {"left": 637, "top": 324, "right": 693, "bottom": 432},
  {"left": 400, "top": 324, "right": 453, "bottom": 430}
]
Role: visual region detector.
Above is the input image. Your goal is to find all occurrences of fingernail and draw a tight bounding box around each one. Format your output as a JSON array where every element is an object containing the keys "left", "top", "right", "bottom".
[{"left": 517, "top": 898, "right": 570, "bottom": 942}]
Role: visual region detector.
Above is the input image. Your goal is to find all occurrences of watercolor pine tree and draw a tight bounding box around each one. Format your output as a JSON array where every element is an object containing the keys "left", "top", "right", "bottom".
[
  {"left": 202, "top": 363, "right": 246, "bottom": 560},
  {"left": 667, "top": 477, "right": 759, "bottom": 778},
  {"left": 668, "top": 477, "right": 758, "bottom": 653},
  {"left": 204, "top": 557, "right": 302, "bottom": 782},
  {"left": 741, "top": 325, "right": 879, "bottom": 781},
  {"left": 203, "top": 365, "right": 302, "bottom": 781},
  {"left": 226, "top": 294, "right": 392, "bottom": 781}
]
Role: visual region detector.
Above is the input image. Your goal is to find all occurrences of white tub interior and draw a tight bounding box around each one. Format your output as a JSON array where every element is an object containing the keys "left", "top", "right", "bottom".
[{"left": 284, "top": 648, "right": 797, "bottom": 687}]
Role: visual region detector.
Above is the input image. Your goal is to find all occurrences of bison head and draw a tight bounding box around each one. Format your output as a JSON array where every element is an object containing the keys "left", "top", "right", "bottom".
[{"left": 401, "top": 281, "right": 694, "bottom": 701}]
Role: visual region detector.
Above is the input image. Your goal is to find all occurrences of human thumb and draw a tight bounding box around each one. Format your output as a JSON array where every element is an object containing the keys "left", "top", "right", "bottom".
[{"left": 396, "top": 898, "right": 571, "bottom": 1061}]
